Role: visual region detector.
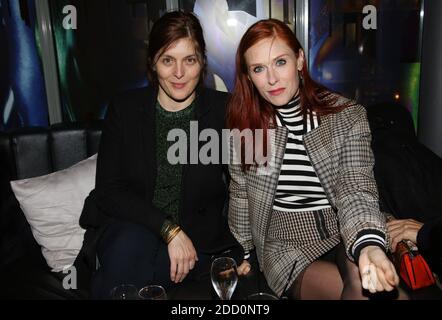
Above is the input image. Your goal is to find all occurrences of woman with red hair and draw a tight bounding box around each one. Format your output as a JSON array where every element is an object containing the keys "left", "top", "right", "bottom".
[{"left": 227, "top": 19, "right": 401, "bottom": 299}]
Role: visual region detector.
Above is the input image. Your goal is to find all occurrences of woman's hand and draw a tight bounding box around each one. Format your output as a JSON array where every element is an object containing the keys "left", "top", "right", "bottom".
[
  {"left": 237, "top": 260, "right": 252, "bottom": 276},
  {"left": 387, "top": 218, "right": 424, "bottom": 252},
  {"left": 168, "top": 230, "right": 198, "bottom": 283},
  {"left": 358, "top": 246, "right": 399, "bottom": 294}
]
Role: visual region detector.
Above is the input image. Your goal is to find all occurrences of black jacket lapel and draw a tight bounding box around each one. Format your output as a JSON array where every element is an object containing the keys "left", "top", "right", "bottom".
[{"left": 140, "top": 86, "right": 158, "bottom": 195}]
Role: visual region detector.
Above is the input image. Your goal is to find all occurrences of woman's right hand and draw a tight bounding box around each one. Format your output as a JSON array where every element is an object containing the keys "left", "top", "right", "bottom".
[
  {"left": 237, "top": 260, "right": 252, "bottom": 276},
  {"left": 359, "top": 246, "right": 399, "bottom": 293},
  {"left": 167, "top": 230, "right": 198, "bottom": 283},
  {"left": 387, "top": 218, "right": 424, "bottom": 252}
]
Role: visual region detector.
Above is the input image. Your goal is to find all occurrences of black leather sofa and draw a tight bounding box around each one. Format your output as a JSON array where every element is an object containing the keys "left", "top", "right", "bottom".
[{"left": 0, "top": 122, "right": 267, "bottom": 300}]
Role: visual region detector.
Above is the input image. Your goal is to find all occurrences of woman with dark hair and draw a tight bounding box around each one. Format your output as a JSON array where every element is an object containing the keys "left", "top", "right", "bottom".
[
  {"left": 227, "top": 19, "right": 400, "bottom": 300},
  {"left": 80, "top": 11, "right": 241, "bottom": 299}
]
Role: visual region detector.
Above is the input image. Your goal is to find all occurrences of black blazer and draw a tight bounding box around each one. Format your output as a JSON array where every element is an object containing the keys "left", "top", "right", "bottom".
[
  {"left": 417, "top": 217, "right": 442, "bottom": 275},
  {"left": 80, "top": 86, "right": 240, "bottom": 255}
]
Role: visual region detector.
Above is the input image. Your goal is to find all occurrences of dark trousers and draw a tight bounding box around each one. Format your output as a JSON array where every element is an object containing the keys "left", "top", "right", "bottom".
[{"left": 91, "top": 221, "right": 211, "bottom": 299}]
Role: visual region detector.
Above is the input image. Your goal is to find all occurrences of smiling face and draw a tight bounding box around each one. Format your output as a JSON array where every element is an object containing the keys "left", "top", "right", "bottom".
[
  {"left": 155, "top": 37, "right": 203, "bottom": 111},
  {"left": 244, "top": 37, "right": 304, "bottom": 106}
]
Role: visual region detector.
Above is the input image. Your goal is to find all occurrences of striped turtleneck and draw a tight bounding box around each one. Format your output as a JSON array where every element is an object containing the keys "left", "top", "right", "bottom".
[{"left": 273, "top": 95, "right": 331, "bottom": 212}]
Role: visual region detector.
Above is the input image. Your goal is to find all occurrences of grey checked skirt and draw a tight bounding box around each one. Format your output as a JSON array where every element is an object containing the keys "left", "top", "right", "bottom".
[{"left": 262, "top": 207, "right": 341, "bottom": 296}]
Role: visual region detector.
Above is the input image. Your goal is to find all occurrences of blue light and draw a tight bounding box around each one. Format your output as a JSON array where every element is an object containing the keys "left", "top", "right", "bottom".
[
  {"left": 1, "top": 0, "right": 49, "bottom": 129},
  {"left": 3, "top": 88, "right": 14, "bottom": 124}
]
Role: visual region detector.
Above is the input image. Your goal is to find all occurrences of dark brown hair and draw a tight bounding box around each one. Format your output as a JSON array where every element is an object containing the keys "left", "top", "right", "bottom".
[{"left": 147, "top": 11, "right": 206, "bottom": 86}]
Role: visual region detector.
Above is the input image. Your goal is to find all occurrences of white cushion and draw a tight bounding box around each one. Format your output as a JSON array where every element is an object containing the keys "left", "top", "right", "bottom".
[{"left": 10, "top": 154, "right": 97, "bottom": 272}]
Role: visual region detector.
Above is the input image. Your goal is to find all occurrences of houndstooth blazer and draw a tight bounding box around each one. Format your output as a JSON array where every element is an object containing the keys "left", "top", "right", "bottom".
[{"left": 228, "top": 96, "right": 388, "bottom": 273}]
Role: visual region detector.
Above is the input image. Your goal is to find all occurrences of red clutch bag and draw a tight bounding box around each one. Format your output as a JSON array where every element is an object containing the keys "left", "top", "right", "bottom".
[{"left": 393, "top": 240, "right": 436, "bottom": 290}]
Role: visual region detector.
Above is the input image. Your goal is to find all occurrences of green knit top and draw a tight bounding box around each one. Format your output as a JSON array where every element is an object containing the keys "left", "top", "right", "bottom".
[{"left": 152, "top": 100, "right": 195, "bottom": 240}]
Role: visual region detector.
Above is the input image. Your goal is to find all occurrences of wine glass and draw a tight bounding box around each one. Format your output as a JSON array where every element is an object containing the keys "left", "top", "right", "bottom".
[
  {"left": 211, "top": 257, "right": 238, "bottom": 300},
  {"left": 110, "top": 284, "right": 139, "bottom": 300},
  {"left": 247, "top": 292, "right": 279, "bottom": 300},
  {"left": 138, "top": 285, "right": 167, "bottom": 300}
]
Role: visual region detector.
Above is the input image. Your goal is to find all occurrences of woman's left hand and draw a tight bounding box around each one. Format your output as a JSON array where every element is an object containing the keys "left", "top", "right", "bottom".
[
  {"left": 237, "top": 260, "right": 252, "bottom": 276},
  {"left": 358, "top": 246, "right": 399, "bottom": 294}
]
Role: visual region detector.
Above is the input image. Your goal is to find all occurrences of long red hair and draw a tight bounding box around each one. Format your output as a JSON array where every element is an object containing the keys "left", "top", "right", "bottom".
[{"left": 227, "top": 19, "right": 347, "bottom": 170}]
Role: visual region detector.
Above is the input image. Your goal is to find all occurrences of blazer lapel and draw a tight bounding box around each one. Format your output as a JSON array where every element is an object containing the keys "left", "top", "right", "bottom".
[
  {"left": 303, "top": 113, "right": 333, "bottom": 164},
  {"left": 249, "top": 125, "right": 288, "bottom": 257},
  {"left": 303, "top": 113, "right": 337, "bottom": 208},
  {"left": 139, "top": 86, "right": 158, "bottom": 192},
  {"left": 192, "top": 86, "right": 213, "bottom": 127}
]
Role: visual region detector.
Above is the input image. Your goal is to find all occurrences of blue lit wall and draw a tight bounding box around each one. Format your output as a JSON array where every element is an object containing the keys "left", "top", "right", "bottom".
[
  {"left": 309, "top": 0, "right": 422, "bottom": 128},
  {"left": 0, "top": 0, "right": 49, "bottom": 131}
]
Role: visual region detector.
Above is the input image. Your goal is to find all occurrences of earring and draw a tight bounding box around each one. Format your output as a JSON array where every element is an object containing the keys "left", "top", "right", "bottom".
[{"left": 299, "top": 71, "right": 304, "bottom": 87}]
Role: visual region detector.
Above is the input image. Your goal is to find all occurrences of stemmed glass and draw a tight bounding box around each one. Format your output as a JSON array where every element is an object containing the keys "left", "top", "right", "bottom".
[
  {"left": 210, "top": 257, "right": 238, "bottom": 300},
  {"left": 247, "top": 292, "right": 279, "bottom": 300},
  {"left": 138, "top": 285, "right": 167, "bottom": 300},
  {"left": 110, "top": 284, "right": 139, "bottom": 300}
]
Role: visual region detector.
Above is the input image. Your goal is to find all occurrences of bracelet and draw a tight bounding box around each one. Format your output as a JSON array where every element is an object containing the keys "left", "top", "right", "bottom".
[
  {"left": 166, "top": 225, "right": 181, "bottom": 244},
  {"left": 161, "top": 220, "right": 180, "bottom": 243}
]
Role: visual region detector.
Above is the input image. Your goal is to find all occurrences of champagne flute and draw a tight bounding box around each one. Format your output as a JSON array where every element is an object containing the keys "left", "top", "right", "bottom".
[
  {"left": 247, "top": 292, "right": 279, "bottom": 300},
  {"left": 110, "top": 284, "right": 139, "bottom": 300},
  {"left": 138, "top": 285, "right": 167, "bottom": 300},
  {"left": 211, "top": 257, "right": 238, "bottom": 300}
]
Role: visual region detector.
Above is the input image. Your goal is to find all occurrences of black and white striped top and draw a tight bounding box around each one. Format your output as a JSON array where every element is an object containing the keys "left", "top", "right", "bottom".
[{"left": 273, "top": 96, "right": 331, "bottom": 212}]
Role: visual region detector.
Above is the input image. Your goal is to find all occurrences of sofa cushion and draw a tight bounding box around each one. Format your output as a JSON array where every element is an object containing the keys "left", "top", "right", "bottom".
[{"left": 10, "top": 155, "right": 97, "bottom": 272}]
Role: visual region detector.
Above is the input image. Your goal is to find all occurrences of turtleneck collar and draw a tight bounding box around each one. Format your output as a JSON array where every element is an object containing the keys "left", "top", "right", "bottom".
[{"left": 275, "top": 93, "right": 301, "bottom": 111}]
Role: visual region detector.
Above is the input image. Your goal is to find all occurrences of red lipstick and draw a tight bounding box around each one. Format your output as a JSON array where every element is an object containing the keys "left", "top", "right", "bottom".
[{"left": 268, "top": 88, "right": 285, "bottom": 96}]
